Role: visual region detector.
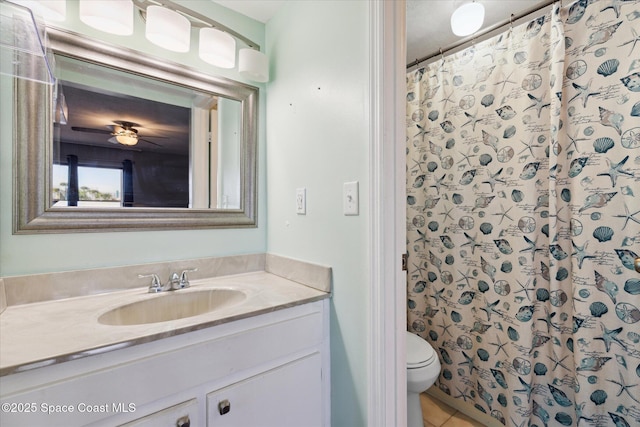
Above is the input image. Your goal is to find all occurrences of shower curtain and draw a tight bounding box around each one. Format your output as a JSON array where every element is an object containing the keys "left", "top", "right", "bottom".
[{"left": 406, "top": 1, "right": 640, "bottom": 425}]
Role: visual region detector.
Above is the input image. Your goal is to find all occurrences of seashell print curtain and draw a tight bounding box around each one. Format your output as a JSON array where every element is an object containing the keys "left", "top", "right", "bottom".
[{"left": 406, "top": 0, "right": 640, "bottom": 425}]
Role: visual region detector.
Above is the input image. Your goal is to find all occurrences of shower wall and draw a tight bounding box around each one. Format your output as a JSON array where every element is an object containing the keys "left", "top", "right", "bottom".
[{"left": 406, "top": 1, "right": 640, "bottom": 425}]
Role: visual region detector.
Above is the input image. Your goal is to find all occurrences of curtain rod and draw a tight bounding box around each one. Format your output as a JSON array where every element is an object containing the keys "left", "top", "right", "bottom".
[{"left": 406, "top": 0, "right": 557, "bottom": 69}]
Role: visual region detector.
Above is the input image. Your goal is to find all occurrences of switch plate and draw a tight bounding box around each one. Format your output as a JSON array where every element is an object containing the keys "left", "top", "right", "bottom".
[
  {"left": 343, "top": 181, "right": 359, "bottom": 216},
  {"left": 296, "top": 188, "right": 306, "bottom": 214}
]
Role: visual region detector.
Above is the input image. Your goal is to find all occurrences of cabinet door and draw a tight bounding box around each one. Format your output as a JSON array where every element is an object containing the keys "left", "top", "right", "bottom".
[
  {"left": 207, "top": 353, "right": 322, "bottom": 427},
  {"left": 119, "top": 399, "right": 198, "bottom": 427}
]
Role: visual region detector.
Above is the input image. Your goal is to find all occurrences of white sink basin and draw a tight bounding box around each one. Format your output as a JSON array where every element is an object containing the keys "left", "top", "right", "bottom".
[{"left": 98, "top": 289, "right": 246, "bottom": 326}]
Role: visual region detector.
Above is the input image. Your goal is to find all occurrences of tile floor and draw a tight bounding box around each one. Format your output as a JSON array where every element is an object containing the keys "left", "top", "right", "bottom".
[{"left": 420, "top": 392, "right": 486, "bottom": 427}]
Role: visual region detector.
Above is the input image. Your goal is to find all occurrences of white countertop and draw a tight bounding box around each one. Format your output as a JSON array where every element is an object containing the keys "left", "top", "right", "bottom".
[{"left": 0, "top": 271, "right": 328, "bottom": 376}]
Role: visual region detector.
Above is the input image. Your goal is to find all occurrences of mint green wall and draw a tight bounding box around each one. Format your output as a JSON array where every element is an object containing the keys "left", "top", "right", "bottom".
[
  {"left": 2, "top": 2, "right": 374, "bottom": 424},
  {"left": 266, "top": 2, "right": 370, "bottom": 425},
  {"left": 0, "top": 1, "right": 267, "bottom": 276}
]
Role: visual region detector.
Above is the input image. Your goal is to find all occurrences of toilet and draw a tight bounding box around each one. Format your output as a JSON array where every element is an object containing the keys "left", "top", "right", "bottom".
[{"left": 406, "top": 331, "right": 441, "bottom": 427}]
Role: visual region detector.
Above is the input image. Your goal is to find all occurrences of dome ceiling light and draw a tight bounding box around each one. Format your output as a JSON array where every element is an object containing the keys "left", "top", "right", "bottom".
[{"left": 451, "top": 1, "right": 485, "bottom": 37}]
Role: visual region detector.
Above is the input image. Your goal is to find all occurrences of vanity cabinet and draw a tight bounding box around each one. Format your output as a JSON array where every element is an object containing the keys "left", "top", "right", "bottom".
[
  {"left": 207, "top": 353, "right": 322, "bottom": 426},
  {"left": 121, "top": 400, "right": 198, "bottom": 426},
  {"left": 0, "top": 300, "right": 329, "bottom": 427}
]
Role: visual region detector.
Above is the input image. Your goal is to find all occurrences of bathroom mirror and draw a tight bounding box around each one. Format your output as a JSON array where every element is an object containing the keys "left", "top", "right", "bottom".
[{"left": 14, "top": 27, "right": 258, "bottom": 233}]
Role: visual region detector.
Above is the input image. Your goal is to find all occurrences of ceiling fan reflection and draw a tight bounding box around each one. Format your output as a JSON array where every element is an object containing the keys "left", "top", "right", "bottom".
[{"left": 70, "top": 120, "right": 165, "bottom": 147}]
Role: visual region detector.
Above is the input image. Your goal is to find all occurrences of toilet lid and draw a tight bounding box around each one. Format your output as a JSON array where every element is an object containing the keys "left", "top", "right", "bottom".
[{"left": 406, "top": 331, "right": 437, "bottom": 368}]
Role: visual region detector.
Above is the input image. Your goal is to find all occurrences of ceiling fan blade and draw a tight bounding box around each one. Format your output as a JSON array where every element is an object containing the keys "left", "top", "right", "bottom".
[
  {"left": 137, "top": 134, "right": 170, "bottom": 139},
  {"left": 139, "top": 138, "right": 163, "bottom": 147},
  {"left": 71, "top": 126, "right": 111, "bottom": 134}
]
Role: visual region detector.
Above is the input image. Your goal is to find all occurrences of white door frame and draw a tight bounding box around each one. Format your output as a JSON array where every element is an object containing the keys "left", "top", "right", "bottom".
[{"left": 368, "top": 0, "right": 407, "bottom": 426}]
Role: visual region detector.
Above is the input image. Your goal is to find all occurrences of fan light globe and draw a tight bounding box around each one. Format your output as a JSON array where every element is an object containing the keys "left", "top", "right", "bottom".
[
  {"left": 199, "top": 28, "right": 236, "bottom": 68},
  {"left": 451, "top": 2, "right": 485, "bottom": 37},
  {"left": 114, "top": 135, "right": 138, "bottom": 146},
  {"left": 79, "top": 0, "right": 133, "bottom": 35},
  {"left": 145, "top": 5, "right": 191, "bottom": 52}
]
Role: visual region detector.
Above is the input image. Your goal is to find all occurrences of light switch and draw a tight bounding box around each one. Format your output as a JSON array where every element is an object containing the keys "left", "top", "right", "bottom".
[
  {"left": 296, "top": 188, "right": 306, "bottom": 214},
  {"left": 343, "top": 181, "right": 359, "bottom": 216}
]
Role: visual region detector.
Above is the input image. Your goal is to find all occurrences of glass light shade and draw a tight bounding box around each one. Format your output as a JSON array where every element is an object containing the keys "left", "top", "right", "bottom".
[
  {"left": 79, "top": 0, "right": 133, "bottom": 35},
  {"left": 110, "top": 135, "right": 138, "bottom": 146},
  {"left": 145, "top": 5, "right": 190, "bottom": 52},
  {"left": 451, "top": 2, "right": 485, "bottom": 37},
  {"left": 238, "top": 48, "right": 269, "bottom": 83},
  {"left": 116, "top": 135, "right": 138, "bottom": 145},
  {"left": 13, "top": 0, "right": 66, "bottom": 22},
  {"left": 1, "top": 1, "right": 55, "bottom": 84},
  {"left": 199, "top": 28, "right": 235, "bottom": 68}
]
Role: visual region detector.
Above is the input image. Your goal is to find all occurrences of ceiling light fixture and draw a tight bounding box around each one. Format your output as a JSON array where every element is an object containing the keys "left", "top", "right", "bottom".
[
  {"left": 79, "top": 0, "right": 133, "bottom": 35},
  {"left": 114, "top": 134, "right": 139, "bottom": 146},
  {"left": 451, "top": 1, "right": 485, "bottom": 37},
  {"left": 110, "top": 126, "right": 139, "bottom": 146}
]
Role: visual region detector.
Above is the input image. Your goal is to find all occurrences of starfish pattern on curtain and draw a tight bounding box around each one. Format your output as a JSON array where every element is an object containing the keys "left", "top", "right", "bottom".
[{"left": 406, "top": 0, "right": 640, "bottom": 425}]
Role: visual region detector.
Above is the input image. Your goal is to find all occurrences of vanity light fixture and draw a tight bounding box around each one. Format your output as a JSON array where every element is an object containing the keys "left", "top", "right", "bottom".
[
  {"left": 145, "top": 5, "right": 190, "bottom": 52},
  {"left": 199, "top": 27, "right": 235, "bottom": 68},
  {"left": 450, "top": 1, "right": 485, "bottom": 37},
  {"left": 1, "top": 1, "right": 56, "bottom": 84},
  {"left": 238, "top": 48, "right": 269, "bottom": 83},
  {"left": 12, "top": 0, "right": 66, "bottom": 22},
  {"left": 79, "top": 0, "right": 134, "bottom": 36},
  {"left": 29, "top": 0, "right": 270, "bottom": 82},
  {"left": 133, "top": 0, "right": 271, "bottom": 82}
]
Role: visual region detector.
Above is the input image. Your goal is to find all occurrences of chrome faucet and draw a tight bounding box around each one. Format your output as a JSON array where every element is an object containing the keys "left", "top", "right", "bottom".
[
  {"left": 139, "top": 268, "right": 198, "bottom": 293},
  {"left": 179, "top": 268, "right": 198, "bottom": 289},
  {"left": 138, "top": 273, "right": 168, "bottom": 293},
  {"left": 169, "top": 272, "right": 181, "bottom": 290}
]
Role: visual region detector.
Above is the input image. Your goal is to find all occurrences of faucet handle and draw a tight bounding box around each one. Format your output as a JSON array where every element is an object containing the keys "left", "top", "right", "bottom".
[
  {"left": 139, "top": 273, "right": 163, "bottom": 293},
  {"left": 179, "top": 268, "right": 198, "bottom": 288}
]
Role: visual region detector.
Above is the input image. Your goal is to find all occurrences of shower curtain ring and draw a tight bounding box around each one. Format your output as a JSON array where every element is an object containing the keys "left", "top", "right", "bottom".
[{"left": 507, "top": 13, "right": 514, "bottom": 37}]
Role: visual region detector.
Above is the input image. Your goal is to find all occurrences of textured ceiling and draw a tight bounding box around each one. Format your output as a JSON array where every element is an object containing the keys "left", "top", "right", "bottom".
[
  {"left": 406, "top": 0, "right": 551, "bottom": 66},
  {"left": 212, "top": 0, "right": 552, "bottom": 68}
]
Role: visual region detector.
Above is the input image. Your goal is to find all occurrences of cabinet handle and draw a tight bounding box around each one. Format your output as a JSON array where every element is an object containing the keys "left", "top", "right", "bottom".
[
  {"left": 218, "top": 399, "right": 231, "bottom": 415},
  {"left": 176, "top": 415, "right": 190, "bottom": 427},
  {"left": 635, "top": 257, "right": 640, "bottom": 273}
]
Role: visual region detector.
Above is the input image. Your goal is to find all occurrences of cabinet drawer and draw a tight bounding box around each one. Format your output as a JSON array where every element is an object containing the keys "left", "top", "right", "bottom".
[
  {"left": 207, "top": 353, "right": 322, "bottom": 427},
  {"left": 120, "top": 399, "right": 198, "bottom": 427}
]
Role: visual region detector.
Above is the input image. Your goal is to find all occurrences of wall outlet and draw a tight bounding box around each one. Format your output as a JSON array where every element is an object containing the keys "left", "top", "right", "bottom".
[
  {"left": 296, "top": 188, "right": 306, "bottom": 214},
  {"left": 343, "top": 181, "right": 359, "bottom": 216}
]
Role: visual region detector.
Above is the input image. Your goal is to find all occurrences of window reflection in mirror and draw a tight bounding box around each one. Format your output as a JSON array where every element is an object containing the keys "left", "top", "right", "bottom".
[
  {"left": 52, "top": 53, "right": 242, "bottom": 210},
  {"left": 52, "top": 164, "right": 122, "bottom": 207}
]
